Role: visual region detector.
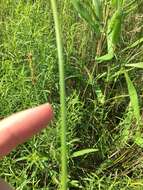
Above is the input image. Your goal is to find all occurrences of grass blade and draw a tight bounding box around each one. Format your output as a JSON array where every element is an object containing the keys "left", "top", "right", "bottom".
[
  {"left": 125, "top": 62, "right": 143, "bottom": 69},
  {"left": 124, "top": 71, "right": 143, "bottom": 147},
  {"left": 92, "top": 0, "right": 102, "bottom": 19},
  {"left": 124, "top": 71, "right": 140, "bottom": 122},
  {"left": 71, "top": 0, "right": 100, "bottom": 34},
  {"left": 71, "top": 148, "right": 98, "bottom": 158},
  {"left": 123, "top": 37, "right": 143, "bottom": 51},
  {"left": 95, "top": 52, "right": 114, "bottom": 62},
  {"left": 128, "top": 37, "right": 143, "bottom": 49},
  {"left": 50, "top": 1, "right": 67, "bottom": 189}
]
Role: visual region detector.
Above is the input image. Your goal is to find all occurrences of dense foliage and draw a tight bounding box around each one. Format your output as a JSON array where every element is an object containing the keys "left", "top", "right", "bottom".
[{"left": 0, "top": 0, "right": 143, "bottom": 189}]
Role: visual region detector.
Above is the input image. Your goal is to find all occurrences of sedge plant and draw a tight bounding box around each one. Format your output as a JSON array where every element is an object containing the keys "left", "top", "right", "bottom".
[{"left": 50, "top": 0, "right": 68, "bottom": 190}]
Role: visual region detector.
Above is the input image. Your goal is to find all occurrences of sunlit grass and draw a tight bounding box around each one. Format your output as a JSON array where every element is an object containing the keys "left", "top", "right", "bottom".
[{"left": 0, "top": 0, "right": 143, "bottom": 189}]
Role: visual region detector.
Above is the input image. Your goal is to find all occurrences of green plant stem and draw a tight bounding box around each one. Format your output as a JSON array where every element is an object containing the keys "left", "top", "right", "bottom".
[{"left": 50, "top": 1, "right": 67, "bottom": 190}]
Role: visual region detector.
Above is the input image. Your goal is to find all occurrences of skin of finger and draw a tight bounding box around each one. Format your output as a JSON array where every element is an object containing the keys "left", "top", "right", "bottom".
[
  {"left": 0, "top": 103, "right": 53, "bottom": 157},
  {"left": 0, "top": 179, "right": 13, "bottom": 190}
]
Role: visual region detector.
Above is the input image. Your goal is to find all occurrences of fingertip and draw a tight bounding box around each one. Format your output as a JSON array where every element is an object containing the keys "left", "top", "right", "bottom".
[
  {"left": 45, "top": 103, "right": 54, "bottom": 120},
  {"left": 0, "top": 103, "right": 54, "bottom": 158}
]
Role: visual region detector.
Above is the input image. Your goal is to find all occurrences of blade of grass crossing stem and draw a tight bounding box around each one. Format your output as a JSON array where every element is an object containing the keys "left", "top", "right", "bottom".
[{"left": 50, "top": 1, "right": 67, "bottom": 190}]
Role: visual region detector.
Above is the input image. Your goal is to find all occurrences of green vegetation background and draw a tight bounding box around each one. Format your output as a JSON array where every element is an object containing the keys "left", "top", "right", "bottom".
[{"left": 0, "top": 0, "right": 143, "bottom": 189}]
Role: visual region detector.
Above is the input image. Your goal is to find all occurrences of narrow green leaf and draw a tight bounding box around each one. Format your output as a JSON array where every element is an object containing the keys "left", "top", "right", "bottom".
[
  {"left": 125, "top": 62, "right": 143, "bottom": 69},
  {"left": 124, "top": 71, "right": 140, "bottom": 122},
  {"left": 71, "top": 148, "right": 98, "bottom": 158},
  {"left": 95, "top": 52, "right": 114, "bottom": 62},
  {"left": 123, "top": 37, "right": 143, "bottom": 51},
  {"left": 124, "top": 72, "right": 143, "bottom": 148}
]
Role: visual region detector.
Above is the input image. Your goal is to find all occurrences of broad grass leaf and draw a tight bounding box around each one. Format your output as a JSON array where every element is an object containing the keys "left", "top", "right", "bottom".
[
  {"left": 95, "top": 9, "right": 123, "bottom": 62},
  {"left": 107, "top": 9, "right": 123, "bottom": 45},
  {"left": 71, "top": 148, "right": 98, "bottom": 158},
  {"left": 124, "top": 71, "right": 140, "bottom": 122},
  {"left": 111, "top": 0, "right": 124, "bottom": 9},
  {"left": 124, "top": 72, "right": 143, "bottom": 148},
  {"left": 111, "top": 13, "right": 122, "bottom": 45}
]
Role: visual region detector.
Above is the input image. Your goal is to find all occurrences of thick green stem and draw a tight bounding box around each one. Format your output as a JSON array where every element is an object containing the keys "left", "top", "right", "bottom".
[{"left": 50, "top": 1, "right": 67, "bottom": 190}]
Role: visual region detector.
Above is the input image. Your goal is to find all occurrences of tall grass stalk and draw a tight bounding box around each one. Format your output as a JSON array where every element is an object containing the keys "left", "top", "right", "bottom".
[{"left": 50, "top": 0, "right": 67, "bottom": 189}]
